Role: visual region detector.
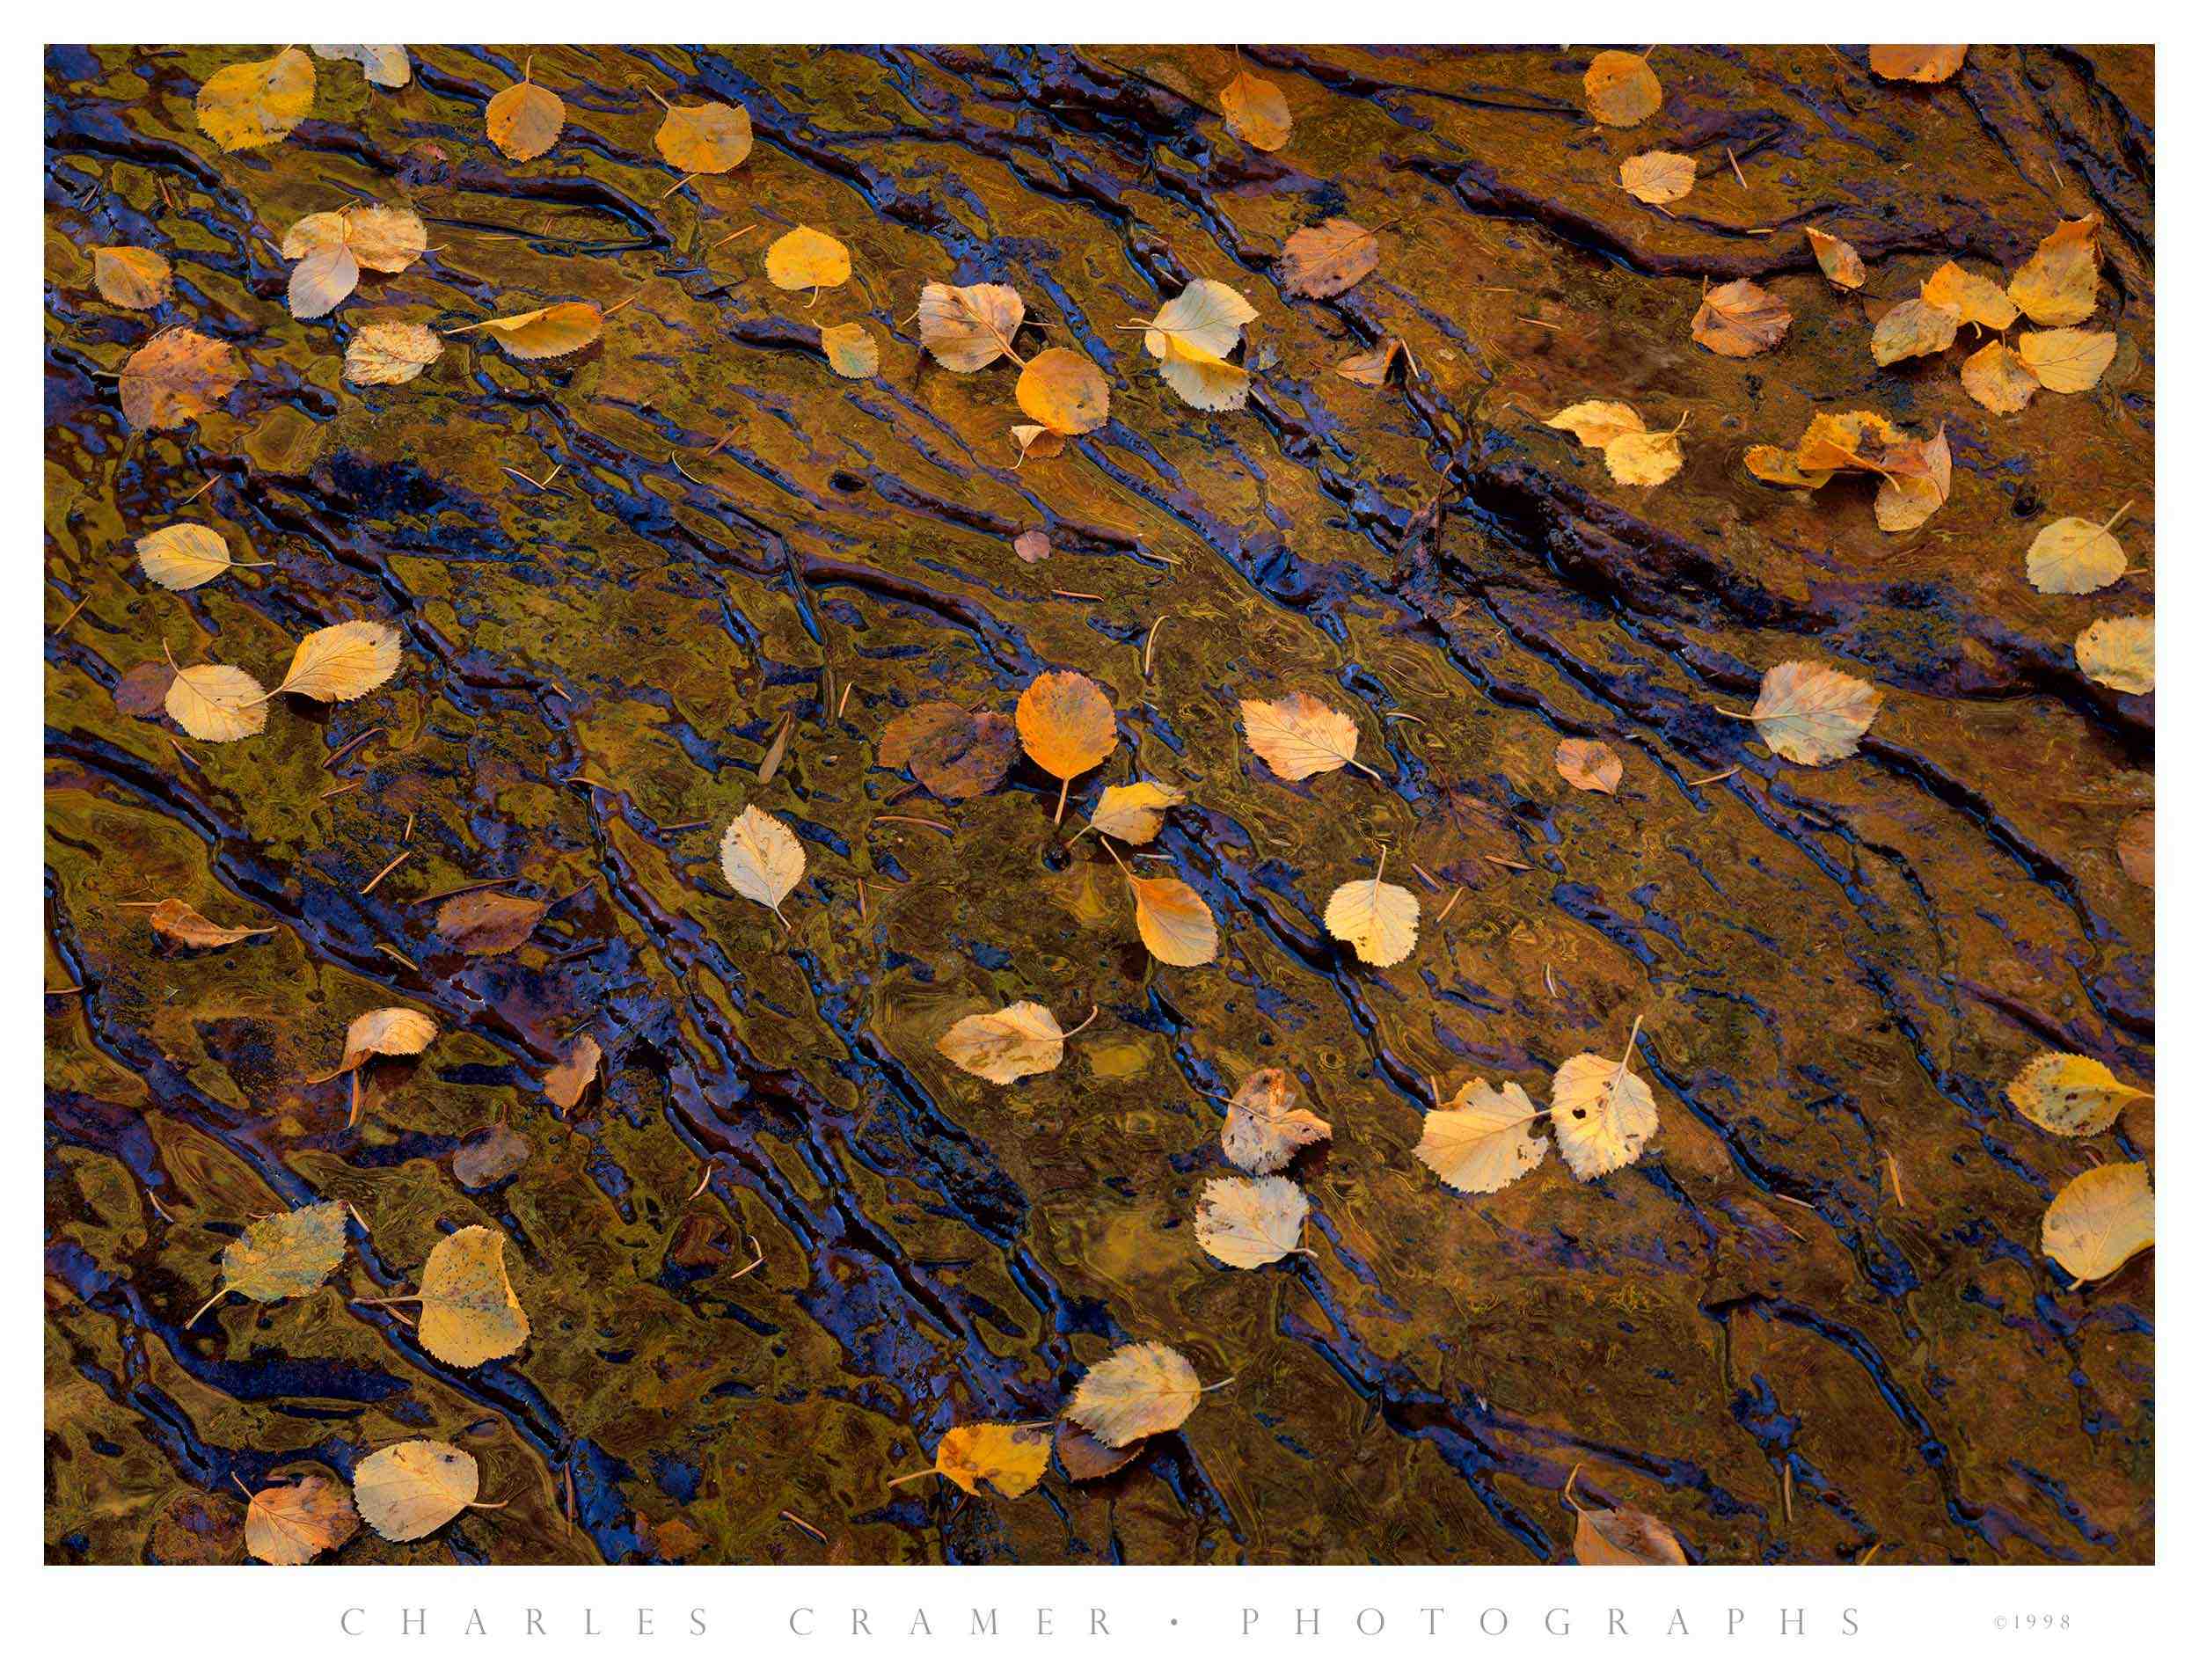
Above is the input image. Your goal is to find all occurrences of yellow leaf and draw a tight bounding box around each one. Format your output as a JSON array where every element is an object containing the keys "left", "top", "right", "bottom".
[
  {"left": 136, "top": 523, "right": 235, "bottom": 590},
  {"left": 1575, "top": 1499, "right": 1689, "bottom": 1564},
  {"left": 1870, "top": 297, "right": 1959, "bottom": 365},
  {"left": 1015, "top": 669, "right": 1117, "bottom": 779},
  {"left": 1277, "top": 219, "right": 1377, "bottom": 299},
  {"left": 656, "top": 101, "right": 752, "bottom": 173},
  {"left": 1218, "top": 70, "right": 1290, "bottom": 151},
  {"left": 2025, "top": 515, "right": 2128, "bottom": 595},
  {"left": 284, "top": 204, "right": 425, "bottom": 274},
  {"left": 1583, "top": 50, "right": 1662, "bottom": 127},
  {"left": 1738, "top": 660, "right": 1881, "bottom": 765},
  {"left": 416, "top": 1226, "right": 530, "bottom": 1367},
  {"left": 1618, "top": 150, "right": 1695, "bottom": 205},
  {"left": 195, "top": 47, "right": 315, "bottom": 151},
  {"left": 1014, "top": 347, "right": 1110, "bottom": 435},
  {"left": 1545, "top": 401, "right": 1645, "bottom": 449},
  {"left": 91, "top": 245, "right": 172, "bottom": 309},
  {"left": 1414, "top": 1077, "right": 1547, "bottom": 1194},
  {"left": 1803, "top": 226, "right": 1864, "bottom": 291},
  {"left": 1960, "top": 340, "right": 2039, "bottom": 414},
  {"left": 1156, "top": 340, "right": 1252, "bottom": 411},
  {"left": 1868, "top": 45, "right": 1968, "bottom": 84},
  {"left": 352, "top": 1441, "right": 481, "bottom": 1542},
  {"left": 2075, "top": 615, "right": 2154, "bottom": 695},
  {"left": 820, "top": 322, "right": 880, "bottom": 378},
  {"left": 345, "top": 320, "right": 442, "bottom": 386},
  {"left": 937, "top": 1000, "right": 1073, "bottom": 1085},
  {"left": 1554, "top": 737, "right": 1624, "bottom": 793},
  {"left": 121, "top": 326, "right": 244, "bottom": 431},
  {"left": 2006, "top": 1053, "right": 2150, "bottom": 1137},
  {"left": 1194, "top": 1176, "right": 1310, "bottom": 1269},
  {"left": 1691, "top": 279, "right": 1791, "bottom": 357},
  {"left": 1322, "top": 871, "right": 1419, "bottom": 967},
  {"left": 917, "top": 281, "right": 1026, "bottom": 371},
  {"left": 2040, "top": 1163, "right": 2154, "bottom": 1284},
  {"left": 1239, "top": 692, "right": 1370, "bottom": 780},
  {"left": 143, "top": 897, "right": 274, "bottom": 948},
  {"left": 1009, "top": 422, "right": 1065, "bottom": 465},
  {"left": 1220, "top": 1068, "right": 1331, "bottom": 1174},
  {"left": 277, "top": 620, "right": 401, "bottom": 702},
  {"left": 486, "top": 77, "right": 565, "bottom": 162},
  {"left": 1604, "top": 427, "right": 1684, "bottom": 487},
  {"left": 1128, "top": 874, "right": 1218, "bottom": 967},
  {"left": 1873, "top": 424, "right": 1951, "bottom": 534},
  {"left": 766, "top": 225, "right": 851, "bottom": 291},
  {"left": 2019, "top": 327, "right": 2116, "bottom": 393},
  {"left": 335, "top": 1006, "right": 439, "bottom": 1074},
  {"left": 1919, "top": 261, "right": 2017, "bottom": 331},
  {"left": 164, "top": 663, "right": 269, "bottom": 742},
  {"left": 919, "top": 1423, "right": 1052, "bottom": 1498},
  {"left": 1064, "top": 1342, "right": 1205, "bottom": 1447},
  {"left": 245, "top": 1473, "right": 359, "bottom": 1566},
  {"left": 1082, "top": 780, "right": 1186, "bottom": 844},
  {"left": 1550, "top": 1043, "right": 1660, "bottom": 1180},
  {"left": 1146, "top": 279, "right": 1258, "bottom": 359},
  {"left": 215, "top": 1202, "right": 351, "bottom": 1309},
  {"left": 470, "top": 302, "right": 604, "bottom": 360},
  {"left": 719, "top": 805, "right": 807, "bottom": 919},
  {"left": 1743, "top": 445, "right": 1834, "bottom": 489},
  {"left": 2007, "top": 215, "right": 2100, "bottom": 326}
]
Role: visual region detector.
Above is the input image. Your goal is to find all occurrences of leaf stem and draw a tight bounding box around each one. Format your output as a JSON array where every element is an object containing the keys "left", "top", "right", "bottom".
[
  {"left": 1061, "top": 1005, "right": 1100, "bottom": 1038},
  {"left": 1619, "top": 1013, "right": 1645, "bottom": 1073},
  {"left": 183, "top": 1288, "right": 228, "bottom": 1329}
]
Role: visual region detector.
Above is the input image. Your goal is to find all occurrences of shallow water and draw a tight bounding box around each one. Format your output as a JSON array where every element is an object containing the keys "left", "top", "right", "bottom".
[{"left": 45, "top": 44, "right": 2152, "bottom": 1564}]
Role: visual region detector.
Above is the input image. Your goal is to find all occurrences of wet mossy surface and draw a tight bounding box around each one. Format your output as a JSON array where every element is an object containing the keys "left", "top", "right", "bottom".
[{"left": 46, "top": 45, "right": 2151, "bottom": 1564}]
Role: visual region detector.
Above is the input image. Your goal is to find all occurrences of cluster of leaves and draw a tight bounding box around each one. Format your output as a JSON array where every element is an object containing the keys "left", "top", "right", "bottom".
[{"left": 2004, "top": 1055, "right": 2155, "bottom": 1286}]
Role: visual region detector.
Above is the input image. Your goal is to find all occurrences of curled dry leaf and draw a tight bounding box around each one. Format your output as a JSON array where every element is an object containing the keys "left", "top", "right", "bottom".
[
  {"left": 467, "top": 302, "right": 604, "bottom": 361},
  {"left": 1239, "top": 692, "right": 1371, "bottom": 780},
  {"left": 1554, "top": 738, "right": 1624, "bottom": 793},
  {"left": 2117, "top": 810, "right": 2153, "bottom": 887},
  {"left": 656, "top": 100, "right": 752, "bottom": 173},
  {"left": 2026, "top": 515, "right": 2128, "bottom": 595},
  {"left": 451, "top": 1122, "right": 531, "bottom": 1188},
  {"left": 1868, "top": 45, "right": 1968, "bottom": 84},
  {"left": 345, "top": 320, "right": 442, "bottom": 386},
  {"left": 1415, "top": 1077, "right": 1546, "bottom": 1194},
  {"left": 1323, "top": 866, "right": 1419, "bottom": 968},
  {"left": 92, "top": 245, "right": 172, "bottom": 309},
  {"left": 312, "top": 45, "right": 412, "bottom": 88},
  {"left": 1055, "top": 1419, "right": 1139, "bottom": 1482},
  {"left": 435, "top": 890, "right": 546, "bottom": 956},
  {"left": 2005, "top": 1052, "right": 2149, "bottom": 1138},
  {"left": 1691, "top": 279, "right": 1791, "bottom": 358},
  {"left": 196, "top": 47, "right": 315, "bottom": 151},
  {"left": 1735, "top": 660, "right": 1882, "bottom": 765},
  {"left": 1871, "top": 297, "right": 1959, "bottom": 366},
  {"left": 278, "top": 621, "right": 402, "bottom": 702},
  {"left": 1873, "top": 424, "right": 1950, "bottom": 534},
  {"left": 1920, "top": 262, "right": 2017, "bottom": 332},
  {"left": 1550, "top": 1031, "right": 1661, "bottom": 1180},
  {"left": 120, "top": 326, "right": 244, "bottom": 430},
  {"left": 878, "top": 699, "right": 1018, "bottom": 800},
  {"left": 1195, "top": 1176, "right": 1310, "bottom": 1269},
  {"left": 1009, "top": 423, "right": 1064, "bottom": 465},
  {"left": 1333, "top": 338, "right": 1410, "bottom": 386},
  {"left": 1619, "top": 150, "right": 1695, "bottom": 205},
  {"left": 1127, "top": 873, "right": 1219, "bottom": 967},
  {"left": 1277, "top": 218, "right": 1378, "bottom": 299},
  {"left": 142, "top": 897, "right": 274, "bottom": 949},
  {"left": 352, "top": 1441, "right": 482, "bottom": 1543},
  {"left": 937, "top": 1000, "right": 1076, "bottom": 1085},
  {"left": 2040, "top": 1163, "right": 2154, "bottom": 1284},
  {"left": 1575, "top": 1498, "right": 1690, "bottom": 1566},
  {"left": 415, "top": 1225, "right": 530, "bottom": 1367},
  {"left": 136, "top": 523, "right": 236, "bottom": 591},
  {"left": 1961, "top": 340, "right": 2040, "bottom": 414},
  {"left": 1081, "top": 780, "right": 1186, "bottom": 844},
  {"left": 914, "top": 1423, "right": 1052, "bottom": 1499},
  {"left": 1221, "top": 1068, "right": 1330, "bottom": 1174},
  {"left": 544, "top": 1034, "right": 603, "bottom": 1112},
  {"left": 2020, "top": 328, "right": 2115, "bottom": 393},
  {"left": 720, "top": 806, "right": 807, "bottom": 921},
  {"left": 1218, "top": 70, "right": 1291, "bottom": 151},
  {"left": 1065, "top": 1341, "right": 1205, "bottom": 1448},
  {"left": 486, "top": 74, "right": 566, "bottom": 162},
  {"left": 333, "top": 1006, "right": 439, "bottom": 1076},
  {"left": 245, "top": 1473, "right": 359, "bottom": 1566},
  {"left": 2075, "top": 615, "right": 2154, "bottom": 695},
  {"left": 917, "top": 281, "right": 1026, "bottom": 371},
  {"left": 165, "top": 663, "right": 270, "bottom": 743},
  {"left": 766, "top": 226, "right": 851, "bottom": 292},
  {"left": 1804, "top": 226, "right": 1865, "bottom": 291},
  {"left": 2007, "top": 215, "right": 2100, "bottom": 327},
  {"left": 1582, "top": 50, "right": 1662, "bottom": 128},
  {"left": 1015, "top": 347, "right": 1110, "bottom": 435},
  {"left": 820, "top": 322, "right": 880, "bottom": 378}
]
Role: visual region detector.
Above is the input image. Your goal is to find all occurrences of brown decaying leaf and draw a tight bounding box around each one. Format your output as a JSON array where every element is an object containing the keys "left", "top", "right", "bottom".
[
  {"left": 1008, "top": 422, "right": 1065, "bottom": 464},
  {"left": 1333, "top": 338, "right": 1411, "bottom": 387},
  {"left": 312, "top": 45, "right": 411, "bottom": 88},
  {"left": 452, "top": 1122, "right": 531, "bottom": 1188},
  {"left": 1014, "top": 530, "right": 1051, "bottom": 563},
  {"left": 1582, "top": 51, "right": 1662, "bottom": 127},
  {"left": 1277, "top": 219, "right": 1378, "bottom": 298},
  {"left": 544, "top": 1034, "right": 603, "bottom": 1112},
  {"left": 113, "top": 661, "right": 173, "bottom": 718},
  {"left": 1554, "top": 738, "right": 1623, "bottom": 793},
  {"left": 92, "top": 245, "right": 172, "bottom": 309},
  {"left": 1618, "top": 150, "right": 1695, "bottom": 206},
  {"left": 1873, "top": 424, "right": 1950, "bottom": 534},
  {"left": 486, "top": 74, "right": 566, "bottom": 162},
  {"left": 1055, "top": 1419, "right": 1140, "bottom": 1482},
  {"left": 245, "top": 1473, "right": 360, "bottom": 1566},
  {"left": 1220, "top": 1068, "right": 1331, "bottom": 1174},
  {"left": 1804, "top": 226, "right": 1865, "bottom": 291},
  {"left": 1868, "top": 46, "right": 1968, "bottom": 84},
  {"left": 121, "top": 326, "right": 245, "bottom": 430},
  {"left": 1691, "top": 279, "right": 1791, "bottom": 357},
  {"left": 435, "top": 890, "right": 546, "bottom": 956},
  {"left": 1871, "top": 297, "right": 1959, "bottom": 365},
  {"left": 1015, "top": 347, "right": 1109, "bottom": 435},
  {"left": 141, "top": 897, "right": 274, "bottom": 949},
  {"left": 1218, "top": 70, "right": 1291, "bottom": 151},
  {"left": 879, "top": 699, "right": 1018, "bottom": 800},
  {"left": 917, "top": 281, "right": 1026, "bottom": 371},
  {"left": 196, "top": 47, "right": 315, "bottom": 151},
  {"left": 2117, "top": 810, "right": 2153, "bottom": 887}
]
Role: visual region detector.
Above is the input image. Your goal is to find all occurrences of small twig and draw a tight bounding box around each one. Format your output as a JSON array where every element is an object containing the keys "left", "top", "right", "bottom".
[
  {"left": 321, "top": 727, "right": 384, "bottom": 770},
  {"left": 779, "top": 1510, "right": 828, "bottom": 1544},
  {"left": 1143, "top": 615, "right": 1167, "bottom": 678},
  {"left": 1686, "top": 766, "right": 1737, "bottom": 787},
  {"left": 360, "top": 850, "right": 412, "bottom": 895}
]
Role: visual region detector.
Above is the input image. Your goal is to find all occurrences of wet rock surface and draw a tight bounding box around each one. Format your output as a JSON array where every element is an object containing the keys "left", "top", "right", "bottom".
[{"left": 45, "top": 44, "right": 2151, "bottom": 1564}]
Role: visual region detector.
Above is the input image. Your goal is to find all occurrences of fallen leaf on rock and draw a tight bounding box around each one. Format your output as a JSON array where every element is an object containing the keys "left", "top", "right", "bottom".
[
  {"left": 2027, "top": 511, "right": 2130, "bottom": 595},
  {"left": 186, "top": 1200, "right": 351, "bottom": 1327},
  {"left": 656, "top": 99, "right": 752, "bottom": 173},
  {"left": 435, "top": 890, "right": 546, "bottom": 956},
  {"left": 275, "top": 621, "right": 402, "bottom": 702},
  {"left": 1574, "top": 1490, "right": 1689, "bottom": 1565},
  {"left": 1804, "top": 226, "right": 1865, "bottom": 291},
  {"left": 543, "top": 1034, "right": 603, "bottom": 1112},
  {"left": 345, "top": 320, "right": 442, "bottom": 385},
  {"left": 452, "top": 1122, "right": 531, "bottom": 1188},
  {"left": 1333, "top": 338, "right": 1412, "bottom": 386},
  {"left": 121, "top": 326, "right": 244, "bottom": 430},
  {"left": 1691, "top": 279, "right": 1791, "bottom": 357},
  {"left": 1218, "top": 69, "right": 1291, "bottom": 150},
  {"left": 720, "top": 806, "right": 806, "bottom": 924},
  {"left": 1873, "top": 424, "right": 1950, "bottom": 533},
  {"left": 2008, "top": 214, "right": 2100, "bottom": 326},
  {"left": 1195, "top": 1176, "right": 1311, "bottom": 1269},
  {"left": 352, "top": 1441, "right": 485, "bottom": 1542},
  {"left": 766, "top": 226, "right": 851, "bottom": 292},
  {"left": 1415, "top": 1077, "right": 1546, "bottom": 1194},
  {"left": 1583, "top": 50, "right": 1662, "bottom": 127},
  {"left": 2006, "top": 1053, "right": 2150, "bottom": 1138},
  {"left": 1065, "top": 1342, "right": 1207, "bottom": 1447},
  {"left": 1545, "top": 402, "right": 1684, "bottom": 487},
  {"left": 1143, "top": 278, "right": 1258, "bottom": 361},
  {"left": 462, "top": 302, "right": 604, "bottom": 361},
  {"left": 196, "top": 47, "right": 315, "bottom": 151},
  {"left": 937, "top": 1000, "right": 1083, "bottom": 1085},
  {"left": 1545, "top": 401, "right": 1648, "bottom": 449},
  {"left": 165, "top": 663, "right": 269, "bottom": 743},
  {"left": 2041, "top": 1163, "right": 2154, "bottom": 1283},
  {"left": 1154, "top": 337, "right": 1252, "bottom": 412},
  {"left": 142, "top": 897, "right": 274, "bottom": 948},
  {"left": 1277, "top": 218, "right": 1378, "bottom": 298},
  {"left": 1240, "top": 692, "right": 1374, "bottom": 780},
  {"left": 1550, "top": 1020, "right": 1660, "bottom": 1180},
  {"left": 1017, "top": 669, "right": 1117, "bottom": 820},
  {"left": 92, "top": 245, "right": 172, "bottom": 309},
  {"left": 2076, "top": 615, "right": 2154, "bottom": 695},
  {"left": 136, "top": 523, "right": 237, "bottom": 590},
  {"left": 288, "top": 242, "right": 358, "bottom": 320},
  {"left": 917, "top": 281, "right": 1026, "bottom": 371},
  {"left": 1055, "top": 1420, "right": 1139, "bottom": 1481},
  {"left": 245, "top": 1473, "right": 359, "bottom": 1566},
  {"left": 284, "top": 204, "right": 426, "bottom": 274},
  {"left": 1727, "top": 660, "right": 1882, "bottom": 765},
  {"left": 1015, "top": 347, "right": 1109, "bottom": 435},
  {"left": 2019, "top": 327, "right": 2115, "bottom": 393},
  {"left": 412, "top": 1226, "right": 529, "bottom": 1366},
  {"left": 894, "top": 1423, "right": 1052, "bottom": 1499},
  {"left": 1961, "top": 340, "right": 2040, "bottom": 414},
  {"left": 1619, "top": 150, "right": 1695, "bottom": 204},
  {"left": 879, "top": 699, "right": 1019, "bottom": 799},
  {"left": 312, "top": 45, "right": 411, "bottom": 88},
  {"left": 820, "top": 322, "right": 879, "bottom": 378},
  {"left": 1323, "top": 850, "right": 1419, "bottom": 967},
  {"left": 1554, "top": 738, "right": 1624, "bottom": 793},
  {"left": 1008, "top": 423, "right": 1065, "bottom": 464},
  {"left": 1742, "top": 446, "right": 1834, "bottom": 488},
  {"left": 1125, "top": 871, "right": 1219, "bottom": 967},
  {"left": 1871, "top": 297, "right": 1959, "bottom": 365},
  {"left": 1868, "top": 45, "right": 1968, "bottom": 83},
  {"left": 327, "top": 1006, "right": 440, "bottom": 1078},
  {"left": 114, "top": 661, "right": 173, "bottom": 717},
  {"left": 486, "top": 70, "right": 565, "bottom": 161},
  {"left": 1078, "top": 780, "right": 1187, "bottom": 844},
  {"left": 1221, "top": 1068, "right": 1331, "bottom": 1174},
  {"left": 1919, "top": 261, "right": 2017, "bottom": 331},
  {"left": 2118, "top": 811, "right": 2153, "bottom": 887}
]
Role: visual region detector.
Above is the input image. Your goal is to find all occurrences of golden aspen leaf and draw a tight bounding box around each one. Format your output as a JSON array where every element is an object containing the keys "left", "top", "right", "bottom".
[
  {"left": 196, "top": 47, "right": 315, "bottom": 151},
  {"left": 486, "top": 77, "right": 565, "bottom": 162},
  {"left": 1874, "top": 425, "right": 1951, "bottom": 534},
  {"left": 143, "top": 897, "right": 274, "bottom": 948},
  {"left": 312, "top": 45, "right": 411, "bottom": 88},
  {"left": 2027, "top": 515, "right": 2128, "bottom": 595},
  {"left": 2041, "top": 1163, "right": 2153, "bottom": 1284},
  {"left": 1604, "top": 426, "right": 1684, "bottom": 487},
  {"left": 1550, "top": 1047, "right": 1660, "bottom": 1180},
  {"left": 435, "top": 890, "right": 545, "bottom": 956},
  {"left": 1743, "top": 445, "right": 1834, "bottom": 489},
  {"left": 2006, "top": 1053, "right": 2150, "bottom": 1138},
  {"left": 1009, "top": 422, "right": 1065, "bottom": 465},
  {"left": 1220, "top": 1068, "right": 1331, "bottom": 1175},
  {"left": 1323, "top": 873, "right": 1419, "bottom": 968},
  {"left": 543, "top": 1034, "right": 603, "bottom": 1113},
  {"left": 1015, "top": 347, "right": 1109, "bottom": 435},
  {"left": 1239, "top": 692, "right": 1371, "bottom": 780},
  {"left": 2076, "top": 615, "right": 2153, "bottom": 695},
  {"left": 136, "top": 523, "right": 235, "bottom": 590},
  {"left": 1064, "top": 1341, "right": 1205, "bottom": 1448},
  {"left": 333, "top": 1006, "right": 439, "bottom": 1075},
  {"left": 937, "top": 1000, "right": 1073, "bottom": 1085},
  {"left": 1739, "top": 660, "right": 1881, "bottom": 765},
  {"left": 345, "top": 320, "right": 442, "bottom": 386},
  {"left": 1554, "top": 738, "right": 1623, "bottom": 793},
  {"left": 1082, "top": 780, "right": 1187, "bottom": 844},
  {"left": 766, "top": 225, "right": 851, "bottom": 291},
  {"left": 656, "top": 101, "right": 752, "bottom": 173},
  {"left": 164, "top": 664, "right": 269, "bottom": 742},
  {"left": 1545, "top": 401, "right": 1646, "bottom": 449},
  {"left": 720, "top": 805, "right": 806, "bottom": 920},
  {"left": 1793, "top": 408, "right": 1907, "bottom": 473},
  {"left": 1583, "top": 50, "right": 1661, "bottom": 127},
  {"left": 1869, "top": 45, "right": 1967, "bottom": 83},
  {"left": 120, "top": 326, "right": 244, "bottom": 430},
  {"left": 1619, "top": 150, "right": 1695, "bottom": 205},
  {"left": 1127, "top": 874, "right": 1218, "bottom": 967},
  {"left": 1055, "top": 1420, "right": 1139, "bottom": 1482},
  {"left": 276, "top": 620, "right": 401, "bottom": 702},
  {"left": 352, "top": 1441, "right": 481, "bottom": 1542},
  {"left": 288, "top": 241, "right": 358, "bottom": 319},
  {"left": 1414, "top": 1077, "right": 1547, "bottom": 1194},
  {"left": 1218, "top": 70, "right": 1291, "bottom": 151},
  {"left": 820, "top": 322, "right": 879, "bottom": 378},
  {"left": 1194, "top": 1176, "right": 1310, "bottom": 1269},
  {"left": 1277, "top": 218, "right": 1378, "bottom": 299},
  {"left": 415, "top": 1225, "right": 530, "bottom": 1367},
  {"left": 470, "top": 302, "right": 604, "bottom": 361},
  {"left": 217, "top": 1201, "right": 350, "bottom": 1307},
  {"left": 878, "top": 699, "right": 1018, "bottom": 799},
  {"left": 1144, "top": 278, "right": 1258, "bottom": 360},
  {"left": 1155, "top": 338, "right": 1251, "bottom": 412},
  {"left": 1803, "top": 226, "right": 1865, "bottom": 291},
  {"left": 917, "top": 281, "right": 1026, "bottom": 371},
  {"left": 2008, "top": 215, "right": 2101, "bottom": 327},
  {"left": 1919, "top": 261, "right": 2017, "bottom": 331},
  {"left": 1575, "top": 1501, "right": 1689, "bottom": 1565},
  {"left": 245, "top": 1473, "right": 359, "bottom": 1566},
  {"left": 2019, "top": 327, "right": 2116, "bottom": 393},
  {"left": 923, "top": 1423, "right": 1052, "bottom": 1498},
  {"left": 2118, "top": 811, "right": 2153, "bottom": 887},
  {"left": 1015, "top": 670, "right": 1117, "bottom": 779},
  {"left": 1960, "top": 340, "right": 2039, "bottom": 414},
  {"left": 1333, "top": 338, "right": 1409, "bottom": 386},
  {"left": 92, "top": 245, "right": 172, "bottom": 309},
  {"left": 1691, "top": 279, "right": 1791, "bottom": 357},
  {"left": 1871, "top": 297, "right": 1959, "bottom": 365}
]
